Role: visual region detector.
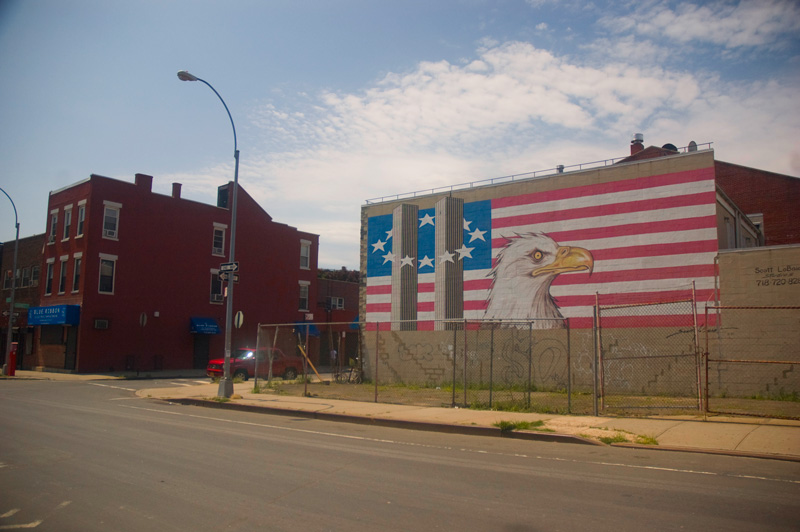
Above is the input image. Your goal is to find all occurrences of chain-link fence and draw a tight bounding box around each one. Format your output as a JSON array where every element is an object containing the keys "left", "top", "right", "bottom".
[
  {"left": 246, "top": 305, "right": 799, "bottom": 419},
  {"left": 704, "top": 306, "right": 800, "bottom": 420},
  {"left": 249, "top": 319, "right": 595, "bottom": 414},
  {"left": 366, "top": 319, "right": 575, "bottom": 412},
  {"left": 597, "top": 299, "right": 702, "bottom": 413}
]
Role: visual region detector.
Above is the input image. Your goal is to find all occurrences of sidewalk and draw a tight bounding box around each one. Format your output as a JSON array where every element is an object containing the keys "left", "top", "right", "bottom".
[{"left": 10, "top": 369, "right": 800, "bottom": 461}]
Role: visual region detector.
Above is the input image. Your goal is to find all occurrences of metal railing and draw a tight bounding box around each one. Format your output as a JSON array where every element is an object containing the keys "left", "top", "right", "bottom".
[{"left": 365, "top": 143, "right": 713, "bottom": 205}]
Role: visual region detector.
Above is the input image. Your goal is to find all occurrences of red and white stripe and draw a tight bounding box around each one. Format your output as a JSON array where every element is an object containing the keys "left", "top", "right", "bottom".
[{"left": 366, "top": 167, "right": 718, "bottom": 328}]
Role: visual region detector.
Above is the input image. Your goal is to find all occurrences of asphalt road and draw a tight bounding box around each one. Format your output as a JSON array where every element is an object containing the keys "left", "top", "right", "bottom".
[{"left": 1, "top": 379, "right": 798, "bottom": 531}]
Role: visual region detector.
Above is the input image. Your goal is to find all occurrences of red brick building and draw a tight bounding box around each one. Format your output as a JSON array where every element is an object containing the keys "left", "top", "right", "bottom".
[
  {"left": 621, "top": 135, "right": 799, "bottom": 246},
  {"left": 1, "top": 233, "right": 45, "bottom": 366},
  {"left": 317, "top": 276, "right": 360, "bottom": 366},
  {"left": 714, "top": 162, "right": 800, "bottom": 246},
  {"left": 30, "top": 173, "right": 318, "bottom": 373}
]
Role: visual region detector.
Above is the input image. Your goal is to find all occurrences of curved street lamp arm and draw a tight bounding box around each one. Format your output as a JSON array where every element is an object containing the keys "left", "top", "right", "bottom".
[
  {"left": 0, "top": 187, "right": 18, "bottom": 227},
  {"left": 194, "top": 77, "right": 238, "bottom": 157}
]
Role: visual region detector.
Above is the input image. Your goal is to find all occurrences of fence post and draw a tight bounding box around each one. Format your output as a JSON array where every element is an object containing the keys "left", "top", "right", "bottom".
[
  {"left": 704, "top": 306, "right": 710, "bottom": 414},
  {"left": 593, "top": 293, "right": 600, "bottom": 417},
  {"left": 463, "top": 319, "right": 468, "bottom": 408},
  {"left": 566, "top": 318, "right": 571, "bottom": 414},
  {"left": 452, "top": 325, "right": 457, "bottom": 407},
  {"left": 374, "top": 322, "right": 380, "bottom": 403},
  {"left": 304, "top": 324, "right": 310, "bottom": 397},
  {"left": 253, "top": 324, "right": 261, "bottom": 390},
  {"left": 527, "top": 321, "right": 533, "bottom": 409},
  {"left": 489, "top": 323, "right": 495, "bottom": 409},
  {"left": 692, "top": 281, "right": 701, "bottom": 411}
]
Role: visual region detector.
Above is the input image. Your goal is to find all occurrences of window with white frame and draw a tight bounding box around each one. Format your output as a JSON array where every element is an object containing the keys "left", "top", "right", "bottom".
[
  {"left": 212, "top": 223, "right": 227, "bottom": 256},
  {"left": 58, "top": 256, "right": 68, "bottom": 294},
  {"left": 72, "top": 254, "right": 82, "bottom": 293},
  {"left": 45, "top": 259, "right": 55, "bottom": 295},
  {"left": 210, "top": 269, "right": 224, "bottom": 303},
  {"left": 99, "top": 254, "right": 117, "bottom": 294},
  {"left": 299, "top": 281, "right": 310, "bottom": 311},
  {"left": 48, "top": 210, "right": 58, "bottom": 244},
  {"left": 77, "top": 202, "right": 86, "bottom": 237},
  {"left": 300, "top": 239, "right": 311, "bottom": 269},
  {"left": 62, "top": 206, "right": 72, "bottom": 240},
  {"left": 327, "top": 296, "right": 345, "bottom": 310},
  {"left": 103, "top": 201, "right": 121, "bottom": 239},
  {"left": 21, "top": 267, "right": 30, "bottom": 288},
  {"left": 31, "top": 265, "right": 40, "bottom": 287},
  {"left": 2, "top": 270, "right": 11, "bottom": 290}
]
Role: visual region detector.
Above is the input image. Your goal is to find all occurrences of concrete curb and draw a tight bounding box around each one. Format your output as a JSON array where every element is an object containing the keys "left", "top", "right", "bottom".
[
  {"left": 163, "top": 397, "right": 604, "bottom": 446},
  {"left": 611, "top": 442, "right": 800, "bottom": 463}
]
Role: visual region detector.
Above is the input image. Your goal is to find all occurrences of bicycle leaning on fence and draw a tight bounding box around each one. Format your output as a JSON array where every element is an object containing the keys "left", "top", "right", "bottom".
[{"left": 334, "top": 366, "right": 362, "bottom": 384}]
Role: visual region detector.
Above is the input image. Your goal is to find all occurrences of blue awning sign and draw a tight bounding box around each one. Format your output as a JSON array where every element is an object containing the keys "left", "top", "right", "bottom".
[
  {"left": 190, "top": 317, "right": 221, "bottom": 334},
  {"left": 293, "top": 322, "right": 320, "bottom": 337},
  {"left": 28, "top": 305, "right": 81, "bottom": 326}
]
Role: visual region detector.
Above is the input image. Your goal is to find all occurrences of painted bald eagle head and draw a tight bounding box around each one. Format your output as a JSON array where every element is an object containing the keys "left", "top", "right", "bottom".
[{"left": 484, "top": 232, "right": 593, "bottom": 328}]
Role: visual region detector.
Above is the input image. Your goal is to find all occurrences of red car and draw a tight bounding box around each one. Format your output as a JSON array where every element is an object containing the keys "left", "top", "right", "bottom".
[{"left": 206, "top": 347, "right": 302, "bottom": 381}]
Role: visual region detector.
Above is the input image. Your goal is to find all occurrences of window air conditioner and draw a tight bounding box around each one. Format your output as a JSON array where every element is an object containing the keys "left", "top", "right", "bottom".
[
  {"left": 48, "top": 235, "right": 55, "bottom": 243},
  {"left": 213, "top": 247, "right": 224, "bottom": 255},
  {"left": 211, "top": 294, "right": 224, "bottom": 302},
  {"left": 104, "top": 230, "right": 117, "bottom": 238},
  {"left": 94, "top": 319, "right": 110, "bottom": 330}
]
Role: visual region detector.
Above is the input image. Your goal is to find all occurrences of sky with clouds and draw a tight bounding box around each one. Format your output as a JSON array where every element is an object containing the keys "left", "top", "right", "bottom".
[{"left": 0, "top": 0, "right": 798, "bottom": 269}]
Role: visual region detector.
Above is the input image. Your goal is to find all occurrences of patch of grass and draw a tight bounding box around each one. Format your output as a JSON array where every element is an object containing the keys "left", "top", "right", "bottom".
[
  {"left": 634, "top": 434, "right": 659, "bottom": 445},
  {"left": 210, "top": 396, "right": 230, "bottom": 403},
  {"left": 493, "top": 419, "right": 546, "bottom": 432},
  {"left": 746, "top": 391, "right": 800, "bottom": 402},
  {"left": 598, "top": 433, "right": 629, "bottom": 445}
]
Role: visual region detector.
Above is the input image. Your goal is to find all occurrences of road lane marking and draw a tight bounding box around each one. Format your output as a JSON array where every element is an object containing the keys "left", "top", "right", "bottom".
[
  {"left": 119, "top": 403, "right": 800, "bottom": 486},
  {"left": 87, "top": 383, "right": 136, "bottom": 392},
  {"left": 0, "top": 521, "right": 42, "bottom": 530},
  {"left": 0, "top": 511, "right": 20, "bottom": 519}
]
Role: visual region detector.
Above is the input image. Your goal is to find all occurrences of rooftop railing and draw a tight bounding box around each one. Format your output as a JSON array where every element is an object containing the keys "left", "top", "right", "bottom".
[{"left": 364, "top": 142, "right": 713, "bottom": 205}]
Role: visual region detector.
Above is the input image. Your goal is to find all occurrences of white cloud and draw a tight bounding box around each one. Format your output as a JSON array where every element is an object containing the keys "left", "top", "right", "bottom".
[
  {"left": 602, "top": 0, "right": 800, "bottom": 50},
  {"left": 169, "top": 37, "right": 799, "bottom": 269}
]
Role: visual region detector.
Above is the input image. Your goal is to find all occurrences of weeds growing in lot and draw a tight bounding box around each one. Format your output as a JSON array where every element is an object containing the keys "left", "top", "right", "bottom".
[
  {"left": 493, "top": 420, "right": 546, "bottom": 432},
  {"left": 598, "top": 433, "right": 629, "bottom": 444},
  {"left": 634, "top": 434, "right": 659, "bottom": 445}
]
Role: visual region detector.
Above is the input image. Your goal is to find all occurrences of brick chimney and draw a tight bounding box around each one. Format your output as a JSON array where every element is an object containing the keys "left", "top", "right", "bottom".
[
  {"left": 172, "top": 182, "right": 182, "bottom": 199},
  {"left": 630, "top": 133, "right": 644, "bottom": 155},
  {"left": 135, "top": 173, "right": 153, "bottom": 192}
]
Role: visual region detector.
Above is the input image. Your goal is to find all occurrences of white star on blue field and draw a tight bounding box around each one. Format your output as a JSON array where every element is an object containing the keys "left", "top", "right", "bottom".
[{"left": 367, "top": 200, "right": 492, "bottom": 276}]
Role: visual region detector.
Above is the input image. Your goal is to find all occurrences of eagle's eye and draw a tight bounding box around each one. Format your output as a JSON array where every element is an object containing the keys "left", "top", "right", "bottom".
[{"left": 531, "top": 250, "right": 544, "bottom": 262}]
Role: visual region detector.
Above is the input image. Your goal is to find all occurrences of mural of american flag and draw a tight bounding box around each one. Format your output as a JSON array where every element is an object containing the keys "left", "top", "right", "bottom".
[{"left": 365, "top": 165, "right": 718, "bottom": 328}]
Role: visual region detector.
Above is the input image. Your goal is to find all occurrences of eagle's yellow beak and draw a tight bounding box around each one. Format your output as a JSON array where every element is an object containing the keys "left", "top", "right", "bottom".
[{"left": 532, "top": 246, "right": 594, "bottom": 277}]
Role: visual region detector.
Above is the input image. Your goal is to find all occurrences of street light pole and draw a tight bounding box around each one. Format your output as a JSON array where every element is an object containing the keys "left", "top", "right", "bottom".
[
  {"left": 0, "top": 187, "right": 19, "bottom": 373},
  {"left": 178, "top": 70, "right": 239, "bottom": 398}
]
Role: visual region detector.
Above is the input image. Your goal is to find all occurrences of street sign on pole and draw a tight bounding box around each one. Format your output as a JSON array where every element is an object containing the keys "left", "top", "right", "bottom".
[
  {"left": 218, "top": 272, "right": 240, "bottom": 283},
  {"left": 234, "top": 311, "right": 244, "bottom": 329},
  {"left": 220, "top": 262, "right": 239, "bottom": 272}
]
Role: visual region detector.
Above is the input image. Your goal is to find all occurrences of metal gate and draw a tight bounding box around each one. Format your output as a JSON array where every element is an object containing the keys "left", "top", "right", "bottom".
[
  {"left": 704, "top": 305, "right": 800, "bottom": 420},
  {"left": 597, "top": 296, "right": 702, "bottom": 413}
]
